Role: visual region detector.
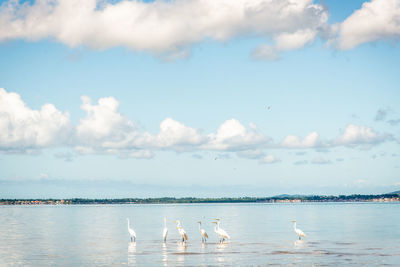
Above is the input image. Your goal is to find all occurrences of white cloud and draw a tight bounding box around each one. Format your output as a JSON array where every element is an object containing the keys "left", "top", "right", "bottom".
[
  {"left": 281, "top": 131, "right": 320, "bottom": 148},
  {"left": 155, "top": 118, "right": 205, "bottom": 150},
  {"left": 54, "top": 151, "right": 75, "bottom": 162},
  {"left": 0, "top": 88, "right": 73, "bottom": 151},
  {"left": 76, "top": 95, "right": 142, "bottom": 151},
  {"left": 274, "top": 29, "right": 317, "bottom": 50},
  {"left": 75, "top": 98, "right": 269, "bottom": 156},
  {"left": 237, "top": 149, "right": 264, "bottom": 159},
  {"left": 0, "top": 0, "right": 328, "bottom": 58},
  {"left": 334, "top": 0, "right": 400, "bottom": 50},
  {"left": 119, "top": 150, "right": 154, "bottom": 159},
  {"left": 311, "top": 156, "right": 331, "bottom": 165},
  {"left": 354, "top": 179, "right": 370, "bottom": 186},
  {"left": 259, "top": 154, "right": 281, "bottom": 164},
  {"left": 252, "top": 17, "right": 322, "bottom": 60},
  {"left": 38, "top": 172, "right": 49, "bottom": 179},
  {"left": 1, "top": 88, "right": 398, "bottom": 159},
  {"left": 388, "top": 119, "right": 400, "bottom": 126},
  {"left": 252, "top": 45, "right": 280, "bottom": 61},
  {"left": 204, "top": 119, "right": 269, "bottom": 151},
  {"left": 375, "top": 108, "right": 389, "bottom": 121},
  {"left": 293, "top": 160, "right": 308, "bottom": 165},
  {"left": 334, "top": 124, "right": 390, "bottom": 146},
  {"left": 192, "top": 153, "right": 203, "bottom": 160},
  {"left": 1, "top": 0, "right": 399, "bottom": 59}
]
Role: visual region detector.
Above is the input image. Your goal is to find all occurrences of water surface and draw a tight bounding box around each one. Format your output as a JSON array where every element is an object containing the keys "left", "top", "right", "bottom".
[{"left": 0, "top": 202, "right": 399, "bottom": 266}]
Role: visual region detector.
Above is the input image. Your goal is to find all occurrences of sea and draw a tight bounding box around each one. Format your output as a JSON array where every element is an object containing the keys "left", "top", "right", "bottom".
[{"left": 0, "top": 202, "right": 399, "bottom": 266}]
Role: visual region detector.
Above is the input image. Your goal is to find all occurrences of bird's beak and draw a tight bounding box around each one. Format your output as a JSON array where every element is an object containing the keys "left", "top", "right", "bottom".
[
  {"left": 215, "top": 218, "right": 220, "bottom": 221},
  {"left": 212, "top": 222, "right": 217, "bottom": 224},
  {"left": 291, "top": 220, "right": 296, "bottom": 222}
]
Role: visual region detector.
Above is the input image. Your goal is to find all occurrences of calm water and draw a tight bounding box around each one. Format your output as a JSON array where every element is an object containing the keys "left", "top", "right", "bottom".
[{"left": 0, "top": 203, "right": 399, "bottom": 266}]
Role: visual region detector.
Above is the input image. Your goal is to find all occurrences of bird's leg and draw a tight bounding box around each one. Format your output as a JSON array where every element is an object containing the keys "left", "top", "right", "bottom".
[{"left": 130, "top": 237, "right": 133, "bottom": 242}]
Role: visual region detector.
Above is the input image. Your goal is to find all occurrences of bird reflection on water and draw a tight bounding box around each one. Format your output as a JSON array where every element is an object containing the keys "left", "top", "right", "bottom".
[
  {"left": 127, "top": 242, "right": 136, "bottom": 266},
  {"left": 176, "top": 241, "right": 187, "bottom": 265},
  {"left": 162, "top": 243, "right": 168, "bottom": 266},
  {"left": 294, "top": 239, "right": 306, "bottom": 249},
  {"left": 215, "top": 241, "right": 228, "bottom": 263}
]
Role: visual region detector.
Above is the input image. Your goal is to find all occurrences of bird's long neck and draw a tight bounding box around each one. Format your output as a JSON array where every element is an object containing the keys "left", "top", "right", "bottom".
[
  {"left": 293, "top": 222, "right": 297, "bottom": 231},
  {"left": 198, "top": 223, "right": 201, "bottom": 230},
  {"left": 127, "top": 219, "right": 130, "bottom": 229},
  {"left": 164, "top": 218, "right": 166, "bottom": 228},
  {"left": 214, "top": 221, "right": 220, "bottom": 232}
]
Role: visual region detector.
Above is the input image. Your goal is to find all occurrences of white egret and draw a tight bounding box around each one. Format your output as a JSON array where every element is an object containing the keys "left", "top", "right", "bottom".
[
  {"left": 174, "top": 220, "right": 188, "bottom": 243},
  {"left": 291, "top": 220, "right": 306, "bottom": 240},
  {"left": 126, "top": 218, "right": 136, "bottom": 242},
  {"left": 197, "top": 221, "right": 209, "bottom": 243},
  {"left": 212, "top": 218, "right": 230, "bottom": 243},
  {"left": 163, "top": 217, "right": 168, "bottom": 242}
]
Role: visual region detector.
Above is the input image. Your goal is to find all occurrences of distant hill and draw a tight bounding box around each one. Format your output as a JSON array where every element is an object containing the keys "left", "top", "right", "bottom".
[{"left": 387, "top": 190, "right": 400, "bottom": 195}]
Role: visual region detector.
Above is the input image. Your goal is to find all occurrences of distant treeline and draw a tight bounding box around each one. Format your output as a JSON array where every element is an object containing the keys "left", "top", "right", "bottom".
[{"left": 1, "top": 193, "right": 400, "bottom": 205}]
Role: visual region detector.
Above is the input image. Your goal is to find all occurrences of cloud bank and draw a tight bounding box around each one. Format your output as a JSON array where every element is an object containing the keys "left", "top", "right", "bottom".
[
  {"left": 0, "top": 0, "right": 328, "bottom": 58},
  {"left": 0, "top": 88, "right": 397, "bottom": 158},
  {"left": 1, "top": 0, "right": 398, "bottom": 59},
  {"left": 0, "top": 88, "right": 73, "bottom": 151},
  {"left": 333, "top": 0, "right": 400, "bottom": 50}
]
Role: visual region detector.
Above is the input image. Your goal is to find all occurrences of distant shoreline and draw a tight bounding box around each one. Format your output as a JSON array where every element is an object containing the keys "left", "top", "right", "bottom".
[{"left": 1, "top": 193, "right": 399, "bottom": 205}]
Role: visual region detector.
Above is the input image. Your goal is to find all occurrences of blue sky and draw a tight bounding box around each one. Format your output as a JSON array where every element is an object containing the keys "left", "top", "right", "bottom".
[{"left": 0, "top": 0, "right": 399, "bottom": 198}]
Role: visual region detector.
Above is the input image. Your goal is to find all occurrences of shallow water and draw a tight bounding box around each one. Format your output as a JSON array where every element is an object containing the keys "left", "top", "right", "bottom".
[{"left": 0, "top": 202, "right": 399, "bottom": 266}]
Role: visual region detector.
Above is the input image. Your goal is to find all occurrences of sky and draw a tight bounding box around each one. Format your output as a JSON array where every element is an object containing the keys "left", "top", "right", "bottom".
[{"left": 0, "top": 0, "right": 399, "bottom": 198}]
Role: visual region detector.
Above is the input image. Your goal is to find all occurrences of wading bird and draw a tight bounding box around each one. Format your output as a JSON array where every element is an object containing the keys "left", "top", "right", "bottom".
[
  {"left": 174, "top": 220, "right": 188, "bottom": 243},
  {"left": 127, "top": 218, "right": 136, "bottom": 242},
  {"left": 291, "top": 220, "right": 306, "bottom": 240},
  {"left": 163, "top": 217, "right": 168, "bottom": 242},
  {"left": 212, "top": 218, "right": 230, "bottom": 243},
  {"left": 197, "top": 221, "right": 208, "bottom": 243}
]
